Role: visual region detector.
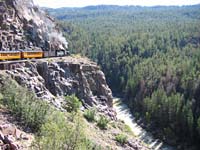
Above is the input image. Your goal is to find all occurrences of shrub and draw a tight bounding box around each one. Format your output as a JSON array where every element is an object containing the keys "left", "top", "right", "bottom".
[
  {"left": 115, "top": 134, "right": 128, "bottom": 145},
  {"left": 0, "top": 77, "right": 49, "bottom": 132},
  {"left": 64, "top": 94, "right": 82, "bottom": 112},
  {"left": 33, "top": 111, "right": 96, "bottom": 150},
  {"left": 135, "top": 112, "right": 140, "bottom": 120},
  {"left": 123, "top": 124, "right": 132, "bottom": 133},
  {"left": 0, "top": 93, "right": 3, "bottom": 102},
  {"left": 0, "top": 76, "right": 100, "bottom": 149},
  {"left": 97, "top": 115, "right": 109, "bottom": 130},
  {"left": 84, "top": 109, "right": 96, "bottom": 122},
  {"left": 110, "top": 121, "right": 117, "bottom": 128}
]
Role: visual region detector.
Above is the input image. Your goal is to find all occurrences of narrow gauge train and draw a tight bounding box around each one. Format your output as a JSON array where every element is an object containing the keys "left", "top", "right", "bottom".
[{"left": 0, "top": 50, "right": 69, "bottom": 61}]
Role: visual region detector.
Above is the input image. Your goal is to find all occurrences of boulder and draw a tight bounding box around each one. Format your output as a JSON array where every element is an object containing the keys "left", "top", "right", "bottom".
[{"left": 0, "top": 124, "right": 20, "bottom": 150}]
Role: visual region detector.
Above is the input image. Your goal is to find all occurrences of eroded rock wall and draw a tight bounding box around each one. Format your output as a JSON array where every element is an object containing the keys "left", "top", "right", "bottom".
[
  {"left": 0, "top": 0, "right": 67, "bottom": 51},
  {"left": 4, "top": 57, "right": 114, "bottom": 118}
]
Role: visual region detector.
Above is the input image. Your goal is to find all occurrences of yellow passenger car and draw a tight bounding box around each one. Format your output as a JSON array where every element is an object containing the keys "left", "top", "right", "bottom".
[
  {"left": 0, "top": 51, "right": 21, "bottom": 61},
  {"left": 21, "top": 51, "right": 43, "bottom": 59}
]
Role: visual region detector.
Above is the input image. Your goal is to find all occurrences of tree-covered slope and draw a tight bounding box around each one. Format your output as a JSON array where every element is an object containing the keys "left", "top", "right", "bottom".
[{"left": 46, "top": 5, "right": 200, "bottom": 149}]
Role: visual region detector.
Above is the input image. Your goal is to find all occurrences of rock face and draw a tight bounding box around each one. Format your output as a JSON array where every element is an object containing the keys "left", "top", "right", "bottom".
[
  {"left": 0, "top": 0, "right": 114, "bottom": 118},
  {"left": 0, "top": 108, "right": 33, "bottom": 150},
  {"left": 0, "top": 0, "right": 67, "bottom": 51},
  {"left": 4, "top": 57, "right": 114, "bottom": 117}
]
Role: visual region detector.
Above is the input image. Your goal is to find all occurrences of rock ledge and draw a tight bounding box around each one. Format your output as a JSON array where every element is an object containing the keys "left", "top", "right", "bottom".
[{"left": 4, "top": 57, "right": 115, "bottom": 118}]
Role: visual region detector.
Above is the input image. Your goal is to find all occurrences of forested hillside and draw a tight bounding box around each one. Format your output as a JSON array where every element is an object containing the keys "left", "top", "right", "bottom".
[{"left": 46, "top": 5, "right": 200, "bottom": 149}]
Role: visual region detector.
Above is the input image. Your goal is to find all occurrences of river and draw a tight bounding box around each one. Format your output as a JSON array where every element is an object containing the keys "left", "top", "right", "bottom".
[{"left": 113, "top": 97, "right": 175, "bottom": 150}]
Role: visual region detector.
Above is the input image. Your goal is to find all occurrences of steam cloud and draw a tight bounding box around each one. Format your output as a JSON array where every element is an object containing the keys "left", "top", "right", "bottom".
[{"left": 16, "top": 0, "right": 68, "bottom": 50}]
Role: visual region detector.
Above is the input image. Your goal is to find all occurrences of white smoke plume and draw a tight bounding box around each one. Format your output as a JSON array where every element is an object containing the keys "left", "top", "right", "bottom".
[
  {"left": 15, "top": 0, "right": 68, "bottom": 50},
  {"left": 49, "top": 32, "right": 68, "bottom": 49}
]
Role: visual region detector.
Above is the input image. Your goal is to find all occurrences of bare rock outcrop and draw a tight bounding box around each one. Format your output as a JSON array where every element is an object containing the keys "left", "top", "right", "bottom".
[
  {"left": 4, "top": 57, "right": 114, "bottom": 118},
  {"left": 0, "top": 0, "right": 67, "bottom": 51},
  {"left": 0, "top": 108, "right": 33, "bottom": 150}
]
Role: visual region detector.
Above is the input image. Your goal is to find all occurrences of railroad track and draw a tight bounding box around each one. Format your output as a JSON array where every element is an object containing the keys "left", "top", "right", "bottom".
[
  {"left": 0, "top": 57, "right": 65, "bottom": 70},
  {"left": 0, "top": 57, "right": 66, "bottom": 64}
]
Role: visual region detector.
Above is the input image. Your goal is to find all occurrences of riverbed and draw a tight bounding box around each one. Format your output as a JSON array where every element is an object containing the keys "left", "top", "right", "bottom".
[{"left": 113, "top": 97, "right": 175, "bottom": 150}]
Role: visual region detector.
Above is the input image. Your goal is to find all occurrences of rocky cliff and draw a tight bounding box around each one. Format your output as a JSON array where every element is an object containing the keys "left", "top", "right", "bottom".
[
  {"left": 3, "top": 57, "right": 115, "bottom": 118},
  {"left": 0, "top": 0, "right": 67, "bottom": 51},
  {"left": 0, "top": 0, "right": 115, "bottom": 117}
]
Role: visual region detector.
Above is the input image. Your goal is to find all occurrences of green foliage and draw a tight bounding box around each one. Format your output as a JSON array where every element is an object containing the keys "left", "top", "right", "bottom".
[
  {"left": 0, "top": 76, "right": 100, "bottom": 149},
  {"left": 145, "top": 112, "right": 151, "bottom": 124},
  {"left": 197, "top": 117, "right": 200, "bottom": 135},
  {"left": 34, "top": 112, "right": 95, "bottom": 150},
  {"left": 64, "top": 94, "right": 82, "bottom": 112},
  {"left": 163, "top": 127, "right": 176, "bottom": 141},
  {"left": 48, "top": 5, "right": 200, "bottom": 147},
  {"left": 84, "top": 108, "right": 96, "bottom": 122},
  {"left": 143, "top": 90, "right": 196, "bottom": 143},
  {"left": 0, "top": 76, "right": 49, "bottom": 132},
  {"left": 123, "top": 124, "right": 132, "bottom": 134},
  {"left": 115, "top": 134, "right": 128, "bottom": 145},
  {"left": 134, "top": 112, "right": 140, "bottom": 120},
  {"left": 0, "top": 93, "right": 3, "bottom": 101},
  {"left": 97, "top": 115, "right": 109, "bottom": 130}
]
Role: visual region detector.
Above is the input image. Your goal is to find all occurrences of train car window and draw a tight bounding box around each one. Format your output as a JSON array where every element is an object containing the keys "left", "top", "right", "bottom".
[
  {"left": 26, "top": 52, "right": 40, "bottom": 55},
  {"left": 27, "top": 52, "right": 32, "bottom": 55},
  {"left": 2, "top": 53, "right": 7, "bottom": 56}
]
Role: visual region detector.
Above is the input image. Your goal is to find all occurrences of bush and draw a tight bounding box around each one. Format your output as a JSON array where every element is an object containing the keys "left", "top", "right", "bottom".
[
  {"left": 33, "top": 111, "right": 97, "bottom": 150},
  {"left": 97, "top": 115, "right": 109, "bottom": 130},
  {"left": 135, "top": 112, "right": 140, "bottom": 120},
  {"left": 84, "top": 109, "right": 96, "bottom": 122},
  {"left": 0, "top": 93, "right": 3, "bottom": 103},
  {"left": 115, "top": 134, "right": 128, "bottom": 145},
  {"left": 123, "top": 124, "right": 132, "bottom": 134},
  {"left": 0, "top": 77, "right": 49, "bottom": 132},
  {"left": 0, "top": 76, "right": 100, "bottom": 149},
  {"left": 64, "top": 94, "right": 82, "bottom": 112}
]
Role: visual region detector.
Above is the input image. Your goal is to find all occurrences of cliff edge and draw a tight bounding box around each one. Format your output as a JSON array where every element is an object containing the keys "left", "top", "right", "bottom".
[{"left": 2, "top": 57, "right": 115, "bottom": 118}]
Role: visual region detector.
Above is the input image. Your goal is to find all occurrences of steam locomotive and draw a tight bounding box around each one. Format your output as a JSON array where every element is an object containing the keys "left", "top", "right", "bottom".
[{"left": 0, "top": 50, "right": 69, "bottom": 61}]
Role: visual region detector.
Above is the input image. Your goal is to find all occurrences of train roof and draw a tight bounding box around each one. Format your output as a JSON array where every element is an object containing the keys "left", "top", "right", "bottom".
[
  {"left": 0, "top": 51, "right": 20, "bottom": 53},
  {"left": 21, "top": 50, "right": 43, "bottom": 52},
  {"left": 0, "top": 50, "right": 43, "bottom": 53}
]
